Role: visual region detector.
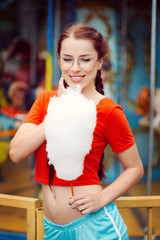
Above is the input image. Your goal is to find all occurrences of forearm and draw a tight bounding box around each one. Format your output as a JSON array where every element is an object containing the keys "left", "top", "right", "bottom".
[
  {"left": 69, "top": 145, "right": 143, "bottom": 215},
  {"left": 99, "top": 166, "right": 143, "bottom": 207},
  {"left": 9, "top": 122, "right": 45, "bottom": 163}
]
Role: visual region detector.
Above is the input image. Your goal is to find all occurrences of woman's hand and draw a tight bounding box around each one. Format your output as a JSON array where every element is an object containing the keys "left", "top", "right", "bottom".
[
  {"left": 58, "top": 76, "right": 67, "bottom": 96},
  {"left": 69, "top": 192, "right": 103, "bottom": 215}
]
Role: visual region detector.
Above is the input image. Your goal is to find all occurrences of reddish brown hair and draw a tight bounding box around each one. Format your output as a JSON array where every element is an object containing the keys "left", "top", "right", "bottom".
[{"left": 57, "top": 24, "right": 108, "bottom": 59}]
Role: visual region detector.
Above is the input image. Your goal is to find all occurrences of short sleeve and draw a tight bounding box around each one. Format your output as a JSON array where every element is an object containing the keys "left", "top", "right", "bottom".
[
  {"left": 104, "top": 106, "right": 135, "bottom": 153},
  {"left": 22, "top": 92, "right": 44, "bottom": 125}
]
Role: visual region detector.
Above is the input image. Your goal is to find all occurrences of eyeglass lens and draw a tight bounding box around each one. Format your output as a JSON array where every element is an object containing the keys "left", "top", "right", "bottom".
[{"left": 58, "top": 57, "right": 98, "bottom": 71}]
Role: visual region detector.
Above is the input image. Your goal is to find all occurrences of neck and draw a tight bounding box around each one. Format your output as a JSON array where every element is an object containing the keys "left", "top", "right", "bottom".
[
  {"left": 81, "top": 84, "right": 103, "bottom": 105},
  {"left": 81, "top": 84, "right": 96, "bottom": 99}
]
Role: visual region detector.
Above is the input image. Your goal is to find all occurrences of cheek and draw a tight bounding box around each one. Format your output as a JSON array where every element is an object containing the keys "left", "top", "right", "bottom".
[{"left": 86, "top": 69, "right": 97, "bottom": 81}]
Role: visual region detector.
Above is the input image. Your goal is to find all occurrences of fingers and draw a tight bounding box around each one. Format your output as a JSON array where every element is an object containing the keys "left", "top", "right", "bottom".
[
  {"left": 69, "top": 198, "right": 86, "bottom": 209},
  {"left": 76, "top": 203, "right": 94, "bottom": 215},
  {"left": 70, "top": 201, "right": 96, "bottom": 215},
  {"left": 68, "top": 193, "right": 99, "bottom": 215},
  {"left": 69, "top": 194, "right": 86, "bottom": 206},
  {"left": 58, "top": 76, "right": 67, "bottom": 96},
  {"left": 69, "top": 199, "right": 92, "bottom": 215}
]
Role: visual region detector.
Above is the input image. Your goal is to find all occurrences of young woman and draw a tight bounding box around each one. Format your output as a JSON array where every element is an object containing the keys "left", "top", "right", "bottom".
[{"left": 9, "top": 24, "right": 144, "bottom": 240}]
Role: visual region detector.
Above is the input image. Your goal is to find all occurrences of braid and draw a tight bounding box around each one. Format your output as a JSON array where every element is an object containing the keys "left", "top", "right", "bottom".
[
  {"left": 95, "top": 70, "right": 104, "bottom": 95},
  {"left": 95, "top": 70, "right": 107, "bottom": 182},
  {"left": 98, "top": 153, "right": 107, "bottom": 181}
]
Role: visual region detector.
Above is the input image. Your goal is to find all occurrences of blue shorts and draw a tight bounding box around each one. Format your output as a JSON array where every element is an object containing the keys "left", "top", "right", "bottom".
[{"left": 43, "top": 202, "right": 129, "bottom": 240}]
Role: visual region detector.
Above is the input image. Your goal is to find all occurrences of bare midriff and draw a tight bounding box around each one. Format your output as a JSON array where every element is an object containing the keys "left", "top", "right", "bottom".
[{"left": 42, "top": 184, "right": 102, "bottom": 225}]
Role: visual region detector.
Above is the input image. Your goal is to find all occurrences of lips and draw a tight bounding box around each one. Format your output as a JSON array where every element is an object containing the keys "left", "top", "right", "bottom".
[{"left": 69, "top": 75, "right": 85, "bottom": 83}]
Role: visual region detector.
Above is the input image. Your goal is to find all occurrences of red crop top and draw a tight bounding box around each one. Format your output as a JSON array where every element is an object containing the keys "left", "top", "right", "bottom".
[{"left": 23, "top": 90, "right": 135, "bottom": 186}]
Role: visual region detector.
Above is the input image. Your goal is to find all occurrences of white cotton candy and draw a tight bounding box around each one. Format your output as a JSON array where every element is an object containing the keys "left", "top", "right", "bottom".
[{"left": 44, "top": 86, "right": 97, "bottom": 181}]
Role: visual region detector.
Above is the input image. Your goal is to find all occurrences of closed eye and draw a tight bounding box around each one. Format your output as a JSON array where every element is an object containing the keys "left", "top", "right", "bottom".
[
  {"left": 79, "top": 58, "right": 92, "bottom": 62},
  {"left": 63, "top": 58, "right": 73, "bottom": 62}
]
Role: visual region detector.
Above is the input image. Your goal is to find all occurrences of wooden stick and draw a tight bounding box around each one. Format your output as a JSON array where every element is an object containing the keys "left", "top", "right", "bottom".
[{"left": 71, "top": 183, "right": 74, "bottom": 196}]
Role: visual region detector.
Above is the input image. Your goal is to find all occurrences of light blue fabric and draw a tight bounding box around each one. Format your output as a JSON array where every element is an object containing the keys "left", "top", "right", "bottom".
[{"left": 43, "top": 202, "right": 129, "bottom": 240}]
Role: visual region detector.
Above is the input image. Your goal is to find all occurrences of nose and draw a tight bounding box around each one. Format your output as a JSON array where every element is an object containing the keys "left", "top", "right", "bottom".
[{"left": 70, "top": 60, "right": 81, "bottom": 72}]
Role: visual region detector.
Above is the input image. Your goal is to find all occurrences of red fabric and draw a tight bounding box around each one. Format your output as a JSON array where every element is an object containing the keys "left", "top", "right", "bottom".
[{"left": 23, "top": 91, "right": 135, "bottom": 186}]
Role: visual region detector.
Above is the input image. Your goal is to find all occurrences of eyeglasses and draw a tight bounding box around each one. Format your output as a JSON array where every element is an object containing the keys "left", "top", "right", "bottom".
[{"left": 57, "top": 56, "right": 99, "bottom": 71}]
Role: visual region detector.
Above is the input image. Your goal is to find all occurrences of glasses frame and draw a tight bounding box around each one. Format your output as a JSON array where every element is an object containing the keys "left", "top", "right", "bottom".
[{"left": 57, "top": 56, "right": 99, "bottom": 71}]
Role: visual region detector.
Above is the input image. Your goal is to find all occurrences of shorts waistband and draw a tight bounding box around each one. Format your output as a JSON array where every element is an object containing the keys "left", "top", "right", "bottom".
[{"left": 44, "top": 202, "right": 114, "bottom": 231}]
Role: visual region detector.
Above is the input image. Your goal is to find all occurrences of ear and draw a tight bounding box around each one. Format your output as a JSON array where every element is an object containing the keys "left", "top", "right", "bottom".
[{"left": 97, "top": 57, "right": 104, "bottom": 70}]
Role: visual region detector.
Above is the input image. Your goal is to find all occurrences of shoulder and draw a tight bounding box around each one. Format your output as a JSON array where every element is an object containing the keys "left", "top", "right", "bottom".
[
  {"left": 97, "top": 97, "right": 122, "bottom": 117},
  {"left": 100, "top": 99, "right": 135, "bottom": 152},
  {"left": 36, "top": 90, "right": 57, "bottom": 105},
  {"left": 38, "top": 90, "right": 57, "bottom": 100}
]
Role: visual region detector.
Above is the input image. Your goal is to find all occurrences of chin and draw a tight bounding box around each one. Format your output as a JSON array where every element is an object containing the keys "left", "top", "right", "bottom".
[{"left": 68, "top": 81, "right": 83, "bottom": 88}]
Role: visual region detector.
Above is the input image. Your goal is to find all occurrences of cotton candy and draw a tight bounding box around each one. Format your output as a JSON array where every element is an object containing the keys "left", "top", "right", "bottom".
[{"left": 44, "top": 86, "right": 97, "bottom": 181}]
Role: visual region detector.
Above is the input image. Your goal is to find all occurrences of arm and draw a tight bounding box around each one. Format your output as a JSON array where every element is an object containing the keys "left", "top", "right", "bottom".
[
  {"left": 9, "top": 122, "right": 45, "bottom": 163},
  {"left": 99, "top": 143, "right": 144, "bottom": 205},
  {"left": 9, "top": 90, "right": 48, "bottom": 163},
  {"left": 9, "top": 78, "right": 66, "bottom": 163},
  {"left": 69, "top": 144, "right": 144, "bottom": 215}
]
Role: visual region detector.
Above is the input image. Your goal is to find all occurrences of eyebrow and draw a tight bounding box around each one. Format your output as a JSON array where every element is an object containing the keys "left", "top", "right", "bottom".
[{"left": 62, "top": 54, "right": 92, "bottom": 57}]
